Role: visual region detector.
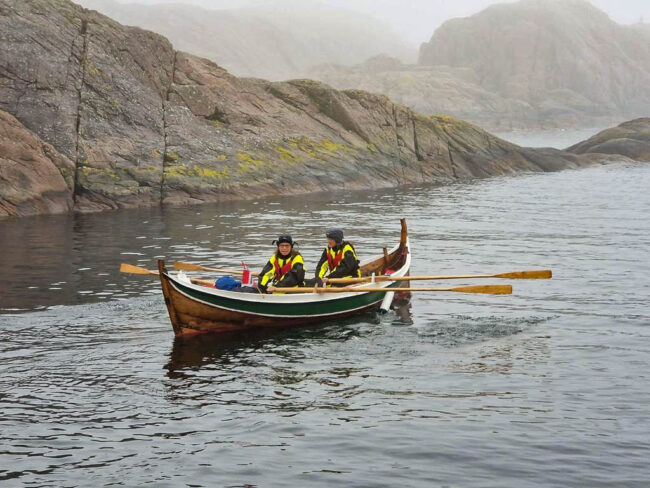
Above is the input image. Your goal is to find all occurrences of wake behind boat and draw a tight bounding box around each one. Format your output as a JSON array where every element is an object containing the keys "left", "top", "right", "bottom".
[{"left": 158, "top": 219, "right": 411, "bottom": 337}]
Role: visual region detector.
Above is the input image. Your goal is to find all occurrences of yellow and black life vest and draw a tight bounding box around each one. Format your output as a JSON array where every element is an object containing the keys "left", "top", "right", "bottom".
[
  {"left": 318, "top": 242, "right": 361, "bottom": 279},
  {"left": 260, "top": 252, "right": 305, "bottom": 288}
]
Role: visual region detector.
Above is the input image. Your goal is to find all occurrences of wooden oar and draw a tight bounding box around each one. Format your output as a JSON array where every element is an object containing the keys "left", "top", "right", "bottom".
[
  {"left": 120, "top": 263, "right": 160, "bottom": 275},
  {"left": 172, "top": 261, "right": 259, "bottom": 277},
  {"left": 120, "top": 263, "right": 214, "bottom": 286},
  {"left": 327, "top": 269, "right": 552, "bottom": 284},
  {"left": 273, "top": 284, "right": 512, "bottom": 295}
]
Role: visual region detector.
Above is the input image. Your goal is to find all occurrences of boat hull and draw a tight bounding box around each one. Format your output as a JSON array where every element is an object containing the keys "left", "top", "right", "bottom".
[{"left": 165, "top": 277, "right": 403, "bottom": 336}]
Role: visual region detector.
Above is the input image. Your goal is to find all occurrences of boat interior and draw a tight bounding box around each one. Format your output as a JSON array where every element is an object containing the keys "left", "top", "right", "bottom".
[{"left": 359, "top": 218, "right": 409, "bottom": 277}]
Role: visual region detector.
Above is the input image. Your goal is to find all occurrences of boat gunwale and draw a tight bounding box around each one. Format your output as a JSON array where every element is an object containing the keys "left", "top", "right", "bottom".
[{"left": 161, "top": 238, "right": 410, "bottom": 305}]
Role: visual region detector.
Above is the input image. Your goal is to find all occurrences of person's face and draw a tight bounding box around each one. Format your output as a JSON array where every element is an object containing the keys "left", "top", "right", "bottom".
[
  {"left": 278, "top": 243, "right": 292, "bottom": 256},
  {"left": 327, "top": 238, "right": 337, "bottom": 248}
]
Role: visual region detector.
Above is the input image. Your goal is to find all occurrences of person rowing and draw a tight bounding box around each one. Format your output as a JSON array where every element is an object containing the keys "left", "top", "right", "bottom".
[
  {"left": 311, "top": 228, "right": 361, "bottom": 287},
  {"left": 258, "top": 234, "right": 306, "bottom": 293}
]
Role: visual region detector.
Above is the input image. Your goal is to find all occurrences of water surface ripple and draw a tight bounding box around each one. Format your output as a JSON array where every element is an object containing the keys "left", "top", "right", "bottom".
[{"left": 1, "top": 162, "right": 649, "bottom": 486}]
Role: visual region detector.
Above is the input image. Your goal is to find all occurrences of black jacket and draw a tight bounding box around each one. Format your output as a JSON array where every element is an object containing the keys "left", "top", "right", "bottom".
[
  {"left": 314, "top": 242, "right": 360, "bottom": 279},
  {"left": 258, "top": 250, "right": 305, "bottom": 292}
]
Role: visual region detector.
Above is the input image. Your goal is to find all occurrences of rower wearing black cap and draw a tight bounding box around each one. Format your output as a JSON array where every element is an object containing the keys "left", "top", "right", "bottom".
[
  {"left": 258, "top": 234, "right": 306, "bottom": 293},
  {"left": 313, "top": 228, "right": 361, "bottom": 286}
]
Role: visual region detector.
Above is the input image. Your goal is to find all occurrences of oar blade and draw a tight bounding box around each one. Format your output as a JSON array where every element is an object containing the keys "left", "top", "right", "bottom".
[
  {"left": 449, "top": 284, "right": 513, "bottom": 295},
  {"left": 173, "top": 261, "right": 206, "bottom": 271},
  {"left": 120, "top": 263, "right": 157, "bottom": 275},
  {"left": 495, "top": 270, "right": 552, "bottom": 280}
]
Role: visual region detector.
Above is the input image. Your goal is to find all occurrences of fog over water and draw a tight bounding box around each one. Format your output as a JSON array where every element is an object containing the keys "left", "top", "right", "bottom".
[{"left": 117, "top": 0, "right": 650, "bottom": 43}]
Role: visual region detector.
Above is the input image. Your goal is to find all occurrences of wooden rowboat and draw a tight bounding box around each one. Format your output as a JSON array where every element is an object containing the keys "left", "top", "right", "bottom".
[{"left": 158, "top": 219, "right": 411, "bottom": 337}]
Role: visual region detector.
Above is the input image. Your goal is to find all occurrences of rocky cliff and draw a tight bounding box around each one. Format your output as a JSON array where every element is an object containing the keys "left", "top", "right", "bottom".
[
  {"left": 568, "top": 118, "right": 650, "bottom": 161},
  {"left": 419, "top": 0, "right": 650, "bottom": 127},
  {"left": 0, "top": 0, "right": 603, "bottom": 218},
  {"left": 310, "top": 56, "right": 542, "bottom": 131},
  {"left": 314, "top": 1, "right": 650, "bottom": 130}
]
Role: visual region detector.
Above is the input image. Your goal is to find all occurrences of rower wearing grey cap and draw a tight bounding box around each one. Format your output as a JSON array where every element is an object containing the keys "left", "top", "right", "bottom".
[{"left": 312, "top": 228, "right": 361, "bottom": 287}]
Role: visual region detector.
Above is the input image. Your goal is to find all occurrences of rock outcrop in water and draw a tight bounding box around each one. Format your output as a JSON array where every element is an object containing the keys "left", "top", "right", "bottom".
[
  {"left": 0, "top": 0, "right": 603, "bottom": 218},
  {"left": 568, "top": 118, "right": 650, "bottom": 161}
]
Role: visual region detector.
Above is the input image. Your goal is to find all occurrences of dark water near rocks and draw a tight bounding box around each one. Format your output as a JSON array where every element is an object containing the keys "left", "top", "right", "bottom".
[{"left": 1, "top": 137, "right": 649, "bottom": 485}]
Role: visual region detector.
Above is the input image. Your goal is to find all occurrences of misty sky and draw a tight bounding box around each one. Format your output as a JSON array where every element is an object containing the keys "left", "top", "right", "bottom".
[{"left": 123, "top": 0, "right": 650, "bottom": 43}]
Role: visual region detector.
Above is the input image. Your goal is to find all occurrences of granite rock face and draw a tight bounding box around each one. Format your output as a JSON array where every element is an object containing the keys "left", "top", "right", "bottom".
[
  {"left": 161, "top": 55, "right": 588, "bottom": 205},
  {"left": 0, "top": 110, "right": 75, "bottom": 217},
  {"left": 73, "top": 8, "right": 175, "bottom": 212},
  {"left": 0, "top": 0, "right": 84, "bottom": 162},
  {"left": 0, "top": 0, "right": 175, "bottom": 212},
  {"left": 419, "top": 0, "right": 650, "bottom": 126},
  {"left": 568, "top": 118, "right": 650, "bottom": 161},
  {"left": 0, "top": 0, "right": 604, "bottom": 217}
]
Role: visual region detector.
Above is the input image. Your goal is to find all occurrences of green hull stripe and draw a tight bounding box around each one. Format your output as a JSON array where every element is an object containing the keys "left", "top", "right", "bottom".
[{"left": 172, "top": 279, "right": 402, "bottom": 317}]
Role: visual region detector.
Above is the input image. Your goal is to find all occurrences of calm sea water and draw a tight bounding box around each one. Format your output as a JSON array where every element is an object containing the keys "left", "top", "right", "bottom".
[
  {"left": 493, "top": 127, "right": 610, "bottom": 149},
  {"left": 1, "top": 131, "right": 649, "bottom": 487}
]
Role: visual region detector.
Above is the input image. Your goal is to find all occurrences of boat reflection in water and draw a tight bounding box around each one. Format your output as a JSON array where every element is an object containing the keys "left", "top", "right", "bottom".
[{"left": 165, "top": 300, "right": 413, "bottom": 375}]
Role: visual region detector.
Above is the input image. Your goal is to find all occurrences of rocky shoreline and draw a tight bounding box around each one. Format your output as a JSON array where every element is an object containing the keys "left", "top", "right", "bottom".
[
  {"left": 567, "top": 119, "right": 650, "bottom": 161},
  {"left": 0, "top": 0, "right": 646, "bottom": 218}
]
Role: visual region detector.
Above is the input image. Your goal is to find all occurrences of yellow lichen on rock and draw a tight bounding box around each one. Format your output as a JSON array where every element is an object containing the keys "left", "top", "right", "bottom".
[
  {"left": 236, "top": 153, "right": 267, "bottom": 174},
  {"left": 164, "top": 152, "right": 180, "bottom": 163},
  {"left": 193, "top": 166, "right": 230, "bottom": 180},
  {"left": 83, "top": 59, "right": 101, "bottom": 77},
  {"left": 275, "top": 146, "right": 301, "bottom": 164},
  {"left": 284, "top": 136, "right": 353, "bottom": 159},
  {"left": 164, "top": 163, "right": 187, "bottom": 177}
]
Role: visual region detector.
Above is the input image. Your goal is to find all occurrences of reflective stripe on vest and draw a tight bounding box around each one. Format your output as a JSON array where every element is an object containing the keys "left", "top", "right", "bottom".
[
  {"left": 319, "top": 243, "right": 361, "bottom": 278},
  {"left": 260, "top": 252, "right": 304, "bottom": 287},
  {"left": 273, "top": 255, "right": 294, "bottom": 279},
  {"left": 326, "top": 248, "right": 344, "bottom": 271}
]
